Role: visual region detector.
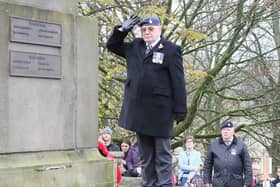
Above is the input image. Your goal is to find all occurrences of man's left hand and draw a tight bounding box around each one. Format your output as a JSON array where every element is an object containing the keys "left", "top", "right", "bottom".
[{"left": 175, "top": 112, "right": 186, "bottom": 124}]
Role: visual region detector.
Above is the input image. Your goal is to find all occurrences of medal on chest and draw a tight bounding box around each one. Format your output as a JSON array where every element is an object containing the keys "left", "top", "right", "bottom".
[{"left": 152, "top": 52, "right": 164, "bottom": 64}]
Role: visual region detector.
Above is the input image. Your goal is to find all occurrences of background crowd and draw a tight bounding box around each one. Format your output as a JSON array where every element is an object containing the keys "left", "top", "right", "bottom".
[{"left": 98, "top": 125, "right": 280, "bottom": 187}]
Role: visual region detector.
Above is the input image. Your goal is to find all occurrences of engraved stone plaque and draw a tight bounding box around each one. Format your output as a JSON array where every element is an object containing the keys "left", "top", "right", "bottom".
[
  {"left": 10, "top": 17, "right": 62, "bottom": 47},
  {"left": 10, "top": 51, "right": 61, "bottom": 79}
]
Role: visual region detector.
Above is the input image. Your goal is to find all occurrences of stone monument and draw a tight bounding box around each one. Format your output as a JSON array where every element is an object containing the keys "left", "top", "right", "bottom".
[{"left": 0, "top": 0, "right": 114, "bottom": 186}]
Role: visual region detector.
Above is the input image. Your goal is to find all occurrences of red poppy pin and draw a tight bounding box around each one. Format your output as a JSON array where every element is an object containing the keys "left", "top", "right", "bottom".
[{"left": 158, "top": 43, "right": 164, "bottom": 49}]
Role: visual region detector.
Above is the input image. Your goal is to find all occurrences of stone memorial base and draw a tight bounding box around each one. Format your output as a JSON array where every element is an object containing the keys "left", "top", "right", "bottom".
[
  {"left": 0, "top": 149, "right": 115, "bottom": 187},
  {"left": 0, "top": 1, "right": 108, "bottom": 186}
]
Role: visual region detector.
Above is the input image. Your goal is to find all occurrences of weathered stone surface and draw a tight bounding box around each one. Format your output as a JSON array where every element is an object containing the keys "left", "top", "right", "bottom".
[
  {"left": 0, "top": 1, "right": 110, "bottom": 186},
  {"left": 0, "top": 1, "right": 99, "bottom": 153},
  {"left": 0, "top": 0, "right": 80, "bottom": 14},
  {"left": 120, "top": 177, "right": 142, "bottom": 187},
  {"left": 0, "top": 149, "right": 115, "bottom": 187}
]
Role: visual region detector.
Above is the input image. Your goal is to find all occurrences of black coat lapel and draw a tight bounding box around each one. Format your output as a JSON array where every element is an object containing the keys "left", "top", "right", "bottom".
[{"left": 143, "top": 37, "right": 165, "bottom": 61}]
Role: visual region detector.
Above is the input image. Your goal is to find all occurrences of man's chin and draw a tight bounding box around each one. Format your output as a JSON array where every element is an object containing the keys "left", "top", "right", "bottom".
[{"left": 143, "top": 38, "right": 152, "bottom": 43}]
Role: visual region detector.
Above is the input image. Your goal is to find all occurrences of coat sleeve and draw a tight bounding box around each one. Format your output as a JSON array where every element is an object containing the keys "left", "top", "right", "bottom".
[
  {"left": 126, "top": 147, "right": 140, "bottom": 171},
  {"left": 178, "top": 151, "right": 189, "bottom": 171},
  {"left": 98, "top": 142, "right": 114, "bottom": 159},
  {"left": 241, "top": 143, "right": 253, "bottom": 185},
  {"left": 106, "top": 26, "right": 130, "bottom": 58},
  {"left": 168, "top": 45, "right": 187, "bottom": 115},
  {"left": 125, "top": 150, "right": 134, "bottom": 171},
  {"left": 203, "top": 144, "right": 214, "bottom": 184}
]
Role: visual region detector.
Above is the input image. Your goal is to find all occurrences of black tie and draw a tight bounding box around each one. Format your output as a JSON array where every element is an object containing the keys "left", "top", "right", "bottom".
[{"left": 145, "top": 45, "right": 152, "bottom": 55}]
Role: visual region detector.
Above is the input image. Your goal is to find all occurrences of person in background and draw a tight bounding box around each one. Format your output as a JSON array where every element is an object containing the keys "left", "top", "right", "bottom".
[
  {"left": 97, "top": 132, "right": 122, "bottom": 186},
  {"left": 203, "top": 121, "right": 252, "bottom": 187},
  {"left": 271, "top": 166, "right": 280, "bottom": 187},
  {"left": 106, "top": 15, "right": 187, "bottom": 187},
  {"left": 120, "top": 137, "right": 141, "bottom": 177},
  {"left": 255, "top": 173, "right": 272, "bottom": 187},
  {"left": 99, "top": 126, "right": 120, "bottom": 152},
  {"left": 252, "top": 163, "right": 260, "bottom": 187},
  {"left": 177, "top": 136, "right": 201, "bottom": 186}
]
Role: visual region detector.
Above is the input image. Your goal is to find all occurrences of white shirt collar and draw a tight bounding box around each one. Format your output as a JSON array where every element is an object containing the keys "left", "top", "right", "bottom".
[
  {"left": 146, "top": 37, "right": 161, "bottom": 48},
  {"left": 223, "top": 137, "right": 233, "bottom": 143}
]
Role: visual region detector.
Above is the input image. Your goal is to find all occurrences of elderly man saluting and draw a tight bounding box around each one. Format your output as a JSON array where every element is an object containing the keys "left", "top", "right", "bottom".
[
  {"left": 203, "top": 121, "right": 252, "bottom": 187},
  {"left": 106, "top": 15, "right": 187, "bottom": 187}
]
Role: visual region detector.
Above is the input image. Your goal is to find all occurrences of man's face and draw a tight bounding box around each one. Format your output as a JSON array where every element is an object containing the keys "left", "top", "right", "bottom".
[
  {"left": 141, "top": 25, "right": 161, "bottom": 44},
  {"left": 185, "top": 139, "right": 195, "bottom": 150},
  {"left": 102, "top": 133, "right": 111, "bottom": 142},
  {"left": 221, "top": 127, "right": 234, "bottom": 141},
  {"left": 252, "top": 167, "right": 259, "bottom": 177}
]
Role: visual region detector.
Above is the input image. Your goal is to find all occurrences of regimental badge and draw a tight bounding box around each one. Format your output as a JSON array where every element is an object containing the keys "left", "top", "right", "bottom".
[{"left": 152, "top": 52, "right": 164, "bottom": 64}]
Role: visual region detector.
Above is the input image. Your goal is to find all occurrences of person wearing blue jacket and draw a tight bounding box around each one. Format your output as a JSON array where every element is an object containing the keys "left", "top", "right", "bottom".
[{"left": 178, "top": 136, "right": 201, "bottom": 186}]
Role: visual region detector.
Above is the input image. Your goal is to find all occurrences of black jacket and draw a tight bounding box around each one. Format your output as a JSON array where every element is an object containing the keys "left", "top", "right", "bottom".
[
  {"left": 107, "top": 143, "right": 120, "bottom": 152},
  {"left": 106, "top": 27, "right": 187, "bottom": 137},
  {"left": 203, "top": 136, "right": 252, "bottom": 187},
  {"left": 271, "top": 177, "right": 280, "bottom": 187},
  {"left": 255, "top": 181, "right": 273, "bottom": 187}
]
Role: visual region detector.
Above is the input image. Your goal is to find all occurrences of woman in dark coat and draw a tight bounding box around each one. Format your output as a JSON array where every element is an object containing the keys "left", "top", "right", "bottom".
[{"left": 120, "top": 137, "right": 141, "bottom": 177}]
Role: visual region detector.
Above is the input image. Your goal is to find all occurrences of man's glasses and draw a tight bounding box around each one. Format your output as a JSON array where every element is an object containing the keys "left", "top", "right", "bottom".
[{"left": 141, "top": 26, "right": 155, "bottom": 33}]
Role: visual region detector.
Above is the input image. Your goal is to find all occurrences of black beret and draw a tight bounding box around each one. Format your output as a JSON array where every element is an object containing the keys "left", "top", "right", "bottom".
[{"left": 220, "top": 121, "right": 234, "bottom": 129}]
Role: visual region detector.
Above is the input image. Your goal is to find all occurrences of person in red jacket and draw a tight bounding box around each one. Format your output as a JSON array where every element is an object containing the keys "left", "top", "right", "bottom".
[{"left": 98, "top": 135, "right": 122, "bottom": 186}]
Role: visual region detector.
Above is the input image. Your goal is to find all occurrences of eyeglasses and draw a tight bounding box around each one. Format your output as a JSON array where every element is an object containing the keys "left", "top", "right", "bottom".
[{"left": 141, "top": 26, "right": 156, "bottom": 33}]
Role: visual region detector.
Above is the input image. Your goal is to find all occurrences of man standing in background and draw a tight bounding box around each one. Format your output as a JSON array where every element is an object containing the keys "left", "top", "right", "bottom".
[{"left": 203, "top": 121, "right": 252, "bottom": 187}]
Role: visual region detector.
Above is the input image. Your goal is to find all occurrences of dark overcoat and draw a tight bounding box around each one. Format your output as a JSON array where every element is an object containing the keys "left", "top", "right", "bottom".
[
  {"left": 106, "top": 27, "right": 187, "bottom": 137},
  {"left": 203, "top": 136, "right": 253, "bottom": 187}
]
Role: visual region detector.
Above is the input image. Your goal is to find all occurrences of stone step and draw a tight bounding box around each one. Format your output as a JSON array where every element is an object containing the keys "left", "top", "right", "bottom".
[
  {"left": 119, "top": 177, "right": 182, "bottom": 187},
  {"left": 119, "top": 176, "right": 141, "bottom": 187}
]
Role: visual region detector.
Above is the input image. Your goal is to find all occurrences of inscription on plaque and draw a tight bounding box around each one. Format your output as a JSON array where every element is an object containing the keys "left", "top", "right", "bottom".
[
  {"left": 10, "top": 17, "right": 62, "bottom": 47},
  {"left": 10, "top": 51, "right": 61, "bottom": 79}
]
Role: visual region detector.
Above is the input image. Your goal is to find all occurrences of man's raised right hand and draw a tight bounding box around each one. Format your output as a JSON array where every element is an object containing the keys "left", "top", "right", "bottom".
[{"left": 121, "top": 15, "right": 141, "bottom": 32}]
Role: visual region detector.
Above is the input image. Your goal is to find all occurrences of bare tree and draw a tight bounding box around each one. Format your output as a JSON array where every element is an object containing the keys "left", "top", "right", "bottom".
[{"left": 79, "top": 0, "right": 280, "bottom": 164}]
